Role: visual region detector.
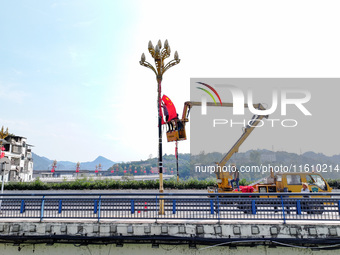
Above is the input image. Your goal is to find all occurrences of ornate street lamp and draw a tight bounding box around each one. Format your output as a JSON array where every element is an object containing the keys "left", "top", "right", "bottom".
[
  {"left": 98, "top": 163, "right": 102, "bottom": 176},
  {"left": 140, "top": 40, "right": 180, "bottom": 214},
  {"left": 51, "top": 160, "right": 57, "bottom": 178},
  {"left": 0, "top": 127, "right": 9, "bottom": 159},
  {"left": 76, "top": 162, "right": 80, "bottom": 177},
  {"left": 0, "top": 127, "right": 8, "bottom": 140}
]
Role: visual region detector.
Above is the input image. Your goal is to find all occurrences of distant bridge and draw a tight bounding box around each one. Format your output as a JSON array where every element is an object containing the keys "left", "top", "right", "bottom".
[{"left": 33, "top": 174, "right": 175, "bottom": 182}]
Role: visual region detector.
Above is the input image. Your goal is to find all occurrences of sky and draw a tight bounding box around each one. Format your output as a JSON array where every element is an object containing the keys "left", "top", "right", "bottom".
[{"left": 0, "top": 0, "right": 340, "bottom": 163}]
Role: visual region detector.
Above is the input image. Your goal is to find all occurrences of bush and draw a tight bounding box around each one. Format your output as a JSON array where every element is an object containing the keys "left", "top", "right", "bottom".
[
  {"left": 4, "top": 178, "right": 218, "bottom": 190},
  {"left": 4, "top": 177, "right": 339, "bottom": 190},
  {"left": 327, "top": 179, "right": 340, "bottom": 189}
]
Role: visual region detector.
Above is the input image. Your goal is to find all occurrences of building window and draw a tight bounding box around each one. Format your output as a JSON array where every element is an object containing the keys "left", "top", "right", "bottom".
[{"left": 12, "top": 145, "right": 22, "bottom": 154}]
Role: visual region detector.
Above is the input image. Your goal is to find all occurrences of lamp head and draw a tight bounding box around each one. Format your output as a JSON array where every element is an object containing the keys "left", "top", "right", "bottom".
[
  {"left": 148, "top": 41, "right": 154, "bottom": 50},
  {"left": 164, "top": 39, "right": 169, "bottom": 49},
  {"left": 155, "top": 44, "right": 160, "bottom": 55},
  {"left": 174, "top": 51, "right": 179, "bottom": 61}
]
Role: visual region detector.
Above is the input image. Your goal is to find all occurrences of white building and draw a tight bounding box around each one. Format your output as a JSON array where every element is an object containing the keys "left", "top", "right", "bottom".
[{"left": 2, "top": 135, "right": 33, "bottom": 182}]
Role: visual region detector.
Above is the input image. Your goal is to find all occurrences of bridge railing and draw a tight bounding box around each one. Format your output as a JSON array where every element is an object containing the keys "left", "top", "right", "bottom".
[{"left": 0, "top": 192, "right": 339, "bottom": 222}]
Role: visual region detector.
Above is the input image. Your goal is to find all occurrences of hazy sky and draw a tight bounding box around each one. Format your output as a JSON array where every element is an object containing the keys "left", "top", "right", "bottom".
[{"left": 1, "top": 0, "right": 340, "bottom": 162}]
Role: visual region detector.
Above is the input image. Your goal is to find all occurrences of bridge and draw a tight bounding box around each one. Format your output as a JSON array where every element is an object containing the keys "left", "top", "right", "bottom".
[{"left": 0, "top": 192, "right": 340, "bottom": 254}]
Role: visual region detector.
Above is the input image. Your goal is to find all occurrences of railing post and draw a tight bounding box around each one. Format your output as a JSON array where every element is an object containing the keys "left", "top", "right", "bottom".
[
  {"left": 98, "top": 195, "right": 101, "bottom": 222},
  {"left": 155, "top": 195, "right": 158, "bottom": 219},
  {"left": 94, "top": 200, "right": 98, "bottom": 214},
  {"left": 280, "top": 195, "right": 286, "bottom": 224},
  {"left": 296, "top": 200, "right": 301, "bottom": 215},
  {"left": 40, "top": 196, "right": 45, "bottom": 222},
  {"left": 20, "top": 200, "right": 25, "bottom": 214},
  {"left": 251, "top": 200, "right": 256, "bottom": 215},
  {"left": 58, "top": 200, "right": 62, "bottom": 214},
  {"left": 172, "top": 200, "right": 176, "bottom": 214},
  {"left": 217, "top": 195, "right": 220, "bottom": 222},
  {"left": 210, "top": 200, "right": 214, "bottom": 215},
  {"left": 131, "top": 199, "right": 135, "bottom": 214}
]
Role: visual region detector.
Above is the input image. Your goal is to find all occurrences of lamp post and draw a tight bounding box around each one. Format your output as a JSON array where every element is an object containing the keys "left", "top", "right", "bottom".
[
  {"left": 76, "top": 162, "right": 80, "bottom": 178},
  {"left": 176, "top": 140, "right": 179, "bottom": 182},
  {"left": 0, "top": 127, "right": 8, "bottom": 151},
  {"left": 51, "top": 160, "right": 57, "bottom": 177},
  {"left": 140, "top": 40, "right": 180, "bottom": 214}
]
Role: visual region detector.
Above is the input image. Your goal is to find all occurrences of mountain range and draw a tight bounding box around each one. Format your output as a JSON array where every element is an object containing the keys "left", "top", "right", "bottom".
[
  {"left": 32, "top": 153, "right": 116, "bottom": 171},
  {"left": 32, "top": 150, "right": 340, "bottom": 179}
]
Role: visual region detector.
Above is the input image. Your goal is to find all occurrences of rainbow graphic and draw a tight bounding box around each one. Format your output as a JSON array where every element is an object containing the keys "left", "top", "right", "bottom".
[{"left": 196, "top": 82, "right": 222, "bottom": 106}]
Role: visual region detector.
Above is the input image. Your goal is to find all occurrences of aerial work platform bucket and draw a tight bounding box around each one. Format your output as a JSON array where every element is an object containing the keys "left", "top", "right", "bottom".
[{"left": 166, "top": 129, "right": 186, "bottom": 142}]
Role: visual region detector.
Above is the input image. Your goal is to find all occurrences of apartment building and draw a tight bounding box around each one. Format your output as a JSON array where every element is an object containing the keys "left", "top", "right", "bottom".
[{"left": 2, "top": 135, "right": 33, "bottom": 182}]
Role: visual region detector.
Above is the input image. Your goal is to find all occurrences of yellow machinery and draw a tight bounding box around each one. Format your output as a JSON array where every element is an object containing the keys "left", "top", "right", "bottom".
[
  {"left": 254, "top": 172, "right": 332, "bottom": 194},
  {"left": 166, "top": 101, "right": 268, "bottom": 192},
  {"left": 168, "top": 101, "right": 332, "bottom": 195},
  {"left": 166, "top": 118, "right": 187, "bottom": 142}
]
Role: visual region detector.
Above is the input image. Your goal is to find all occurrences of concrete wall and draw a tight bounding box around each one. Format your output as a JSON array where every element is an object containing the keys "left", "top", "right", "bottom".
[
  {"left": 0, "top": 243, "right": 339, "bottom": 255},
  {"left": 0, "top": 221, "right": 340, "bottom": 254},
  {"left": 0, "top": 221, "right": 339, "bottom": 240}
]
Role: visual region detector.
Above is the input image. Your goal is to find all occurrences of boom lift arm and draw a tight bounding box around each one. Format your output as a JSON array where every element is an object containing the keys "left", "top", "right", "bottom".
[{"left": 180, "top": 101, "right": 268, "bottom": 192}]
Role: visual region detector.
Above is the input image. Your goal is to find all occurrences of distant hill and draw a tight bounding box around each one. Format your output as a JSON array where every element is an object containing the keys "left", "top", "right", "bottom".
[
  {"left": 32, "top": 153, "right": 116, "bottom": 171},
  {"left": 106, "top": 150, "right": 340, "bottom": 180},
  {"left": 33, "top": 150, "right": 340, "bottom": 180},
  {"left": 303, "top": 151, "right": 340, "bottom": 165}
]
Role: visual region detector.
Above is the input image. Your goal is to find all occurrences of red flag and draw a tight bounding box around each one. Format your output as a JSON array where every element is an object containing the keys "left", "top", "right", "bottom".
[{"left": 162, "top": 95, "right": 177, "bottom": 121}]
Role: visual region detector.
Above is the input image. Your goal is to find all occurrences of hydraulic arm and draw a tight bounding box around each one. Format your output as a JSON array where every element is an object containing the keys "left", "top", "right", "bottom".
[{"left": 181, "top": 101, "right": 268, "bottom": 191}]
